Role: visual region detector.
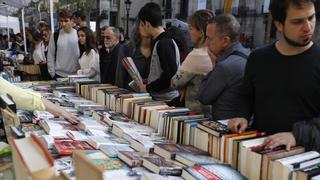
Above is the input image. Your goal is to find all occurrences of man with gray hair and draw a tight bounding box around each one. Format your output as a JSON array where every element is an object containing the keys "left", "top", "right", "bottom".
[
  {"left": 99, "top": 26, "right": 122, "bottom": 84},
  {"left": 198, "top": 14, "right": 250, "bottom": 120}
]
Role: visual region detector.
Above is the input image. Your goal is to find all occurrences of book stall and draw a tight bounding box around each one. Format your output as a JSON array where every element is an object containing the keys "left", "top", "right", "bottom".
[{"left": 1, "top": 75, "right": 320, "bottom": 180}]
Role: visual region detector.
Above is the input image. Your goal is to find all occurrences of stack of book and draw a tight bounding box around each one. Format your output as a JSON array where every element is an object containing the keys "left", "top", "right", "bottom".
[{"left": 9, "top": 80, "right": 320, "bottom": 180}]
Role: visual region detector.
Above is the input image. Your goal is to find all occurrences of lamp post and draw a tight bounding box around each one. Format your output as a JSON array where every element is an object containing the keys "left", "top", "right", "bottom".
[{"left": 124, "top": 0, "right": 131, "bottom": 40}]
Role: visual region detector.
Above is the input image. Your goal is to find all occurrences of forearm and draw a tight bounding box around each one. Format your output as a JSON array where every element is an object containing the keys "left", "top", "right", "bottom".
[
  {"left": 78, "top": 68, "right": 97, "bottom": 78},
  {"left": 171, "top": 69, "right": 194, "bottom": 90},
  {"left": 42, "top": 98, "right": 63, "bottom": 116}
]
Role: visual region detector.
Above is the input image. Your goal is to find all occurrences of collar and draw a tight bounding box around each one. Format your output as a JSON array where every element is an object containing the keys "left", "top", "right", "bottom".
[{"left": 217, "top": 42, "right": 244, "bottom": 62}]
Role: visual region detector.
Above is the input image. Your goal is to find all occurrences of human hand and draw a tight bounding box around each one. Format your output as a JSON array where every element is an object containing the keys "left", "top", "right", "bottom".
[
  {"left": 179, "top": 89, "right": 186, "bottom": 102},
  {"left": 61, "top": 110, "right": 80, "bottom": 125},
  {"left": 77, "top": 69, "right": 83, "bottom": 75},
  {"left": 262, "top": 132, "right": 296, "bottom": 151},
  {"left": 228, "top": 117, "right": 248, "bottom": 134},
  {"left": 138, "top": 84, "right": 147, "bottom": 93},
  {"left": 207, "top": 50, "right": 217, "bottom": 68}
]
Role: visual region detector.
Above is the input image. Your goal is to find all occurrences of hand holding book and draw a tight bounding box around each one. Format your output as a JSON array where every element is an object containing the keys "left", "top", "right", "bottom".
[
  {"left": 122, "top": 57, "right": 144, "bottom": 92},
  {"left": 228, "top": 117, "right": 248, "bottom": 134},
  {"left": 262, "top": 132, "right": 296, "bottom": 151}
]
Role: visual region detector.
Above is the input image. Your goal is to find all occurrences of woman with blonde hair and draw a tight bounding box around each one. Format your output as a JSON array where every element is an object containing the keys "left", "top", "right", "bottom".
[{"left": 171, "top": 9, "right": 215, "bottom": 116}]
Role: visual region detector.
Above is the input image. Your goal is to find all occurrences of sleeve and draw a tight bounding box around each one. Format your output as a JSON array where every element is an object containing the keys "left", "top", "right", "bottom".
[
  {"left": 115, "top": 45, "right": 130, "bottom": 88},
  {"left": 146, "top": 38, "right": 178, "bottom": 92},
  {"left": 292, "top": 118, "right": 320, "bottom": 152},
  {"left": 0, "top": 77, "right": 45, "bottom": 110},
  {"left": 236, "top": 54, "right": 255, "bottom": 120},
  {"left": 47, "top": 34, "right": 56, "bottom": 78},
  {"left": 198, "top": 65, "right": 229, "bottom": 105},
  {"left": 171, "top": 68, "right": 195, "bottom": 89}
]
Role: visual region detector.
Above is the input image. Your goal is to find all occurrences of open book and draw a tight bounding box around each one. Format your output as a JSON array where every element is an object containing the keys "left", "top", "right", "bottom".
[{"left": 122, "top": 57, "right": 143, "bottom": 91}]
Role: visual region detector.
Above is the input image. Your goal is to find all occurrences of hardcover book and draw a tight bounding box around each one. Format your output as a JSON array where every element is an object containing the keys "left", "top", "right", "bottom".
[
  {"left": 54, "top": 140, "right": 95, "bottom": 155},
  {"left": 175, "top": 153, "right": 220, "bottom": 166},
  {"left": 182, "top": 163, "right": 246, "bottom": 180},
  {"left": 118, "top": 151, "right": 159, "bottom": 167},
  {"left": 154, "top": 143, "right": 208, "bottom": 159},
  {"left": 143, "top": 156, "right": 183, "bottom": 176}
]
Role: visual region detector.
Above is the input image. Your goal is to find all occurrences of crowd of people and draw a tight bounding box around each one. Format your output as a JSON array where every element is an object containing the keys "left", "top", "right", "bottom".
[{"left": 1, "top": 0, "right": 320, "bottom": 152}]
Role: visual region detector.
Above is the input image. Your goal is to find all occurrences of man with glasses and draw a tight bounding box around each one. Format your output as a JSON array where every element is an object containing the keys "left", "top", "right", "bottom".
[
  {"left": 99, "top": 26, "right": 121, "bottom": 84},
  {"left": 47, "top": 9, "right": 80, "bottom": 79}
]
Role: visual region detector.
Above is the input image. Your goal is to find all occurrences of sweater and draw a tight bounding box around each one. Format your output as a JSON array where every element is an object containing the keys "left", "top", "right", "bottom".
[{"left": 47, "top": 29, "right": 80, "bottom": 77}]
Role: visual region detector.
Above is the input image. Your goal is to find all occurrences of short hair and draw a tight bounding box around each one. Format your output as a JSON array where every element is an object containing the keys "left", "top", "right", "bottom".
[
  {"left": 208, "top": 14, "right": 240, "bottom": 42},
  {"left": 59, "top": 9, "right": 72, "bottom": 19},
  {"left": 106, "top": 26, "right": 120, "bottom": 40},
  {"left": 188, "top": 9, "right": 215, "bottom": 46},
  {"left": 269, "top": 0, "right": 315, "bottom": 24},
  {"left": 73, "top": 10, "right": 86, "bottom": 21},
  {"left": 138, "top": 2, "right": 162, "bottom": 27}
]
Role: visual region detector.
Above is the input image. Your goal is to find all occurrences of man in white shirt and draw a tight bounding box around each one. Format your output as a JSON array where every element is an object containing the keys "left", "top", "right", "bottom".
[{"left": 47, "top": 9, "right": 80, "bottom": 79}]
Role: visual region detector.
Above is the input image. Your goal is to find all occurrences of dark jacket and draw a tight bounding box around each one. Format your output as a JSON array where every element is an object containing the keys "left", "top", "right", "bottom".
[
  {"left": 99, "top": 43, "right": 122, "bottom": 84},
  {"left": 293, "top": 118, "right": 320, "bottom": 152},
  {"left": 198, "top": 42, "right": 250, "bottom": 120}
]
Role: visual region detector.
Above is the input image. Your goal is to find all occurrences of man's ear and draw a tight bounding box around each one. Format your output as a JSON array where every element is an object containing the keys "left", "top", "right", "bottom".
[
  {"left": 274, "top": 20, "right": 284, "bottom": 33},
  {"left": 223, "top": 36, "right": 231, "bottom": 48}
]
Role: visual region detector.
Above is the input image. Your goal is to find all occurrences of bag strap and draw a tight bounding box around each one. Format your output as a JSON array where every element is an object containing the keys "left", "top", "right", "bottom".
[
  {"left": 229, "top": 50, "right": 248, "bottom": 59},
  {"left": 53, "top": 30, "right": 59, "bottom": 61}
]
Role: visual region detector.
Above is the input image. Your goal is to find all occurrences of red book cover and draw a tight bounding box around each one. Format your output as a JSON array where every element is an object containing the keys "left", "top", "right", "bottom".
[{"left": 54, "top": 139, "right": 95, "bottom": 155}]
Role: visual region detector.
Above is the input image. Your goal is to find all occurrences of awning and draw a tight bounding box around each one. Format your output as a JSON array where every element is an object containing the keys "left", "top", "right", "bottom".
[{"left": 0, "top": 0, "right": 29, "bottom": 16}]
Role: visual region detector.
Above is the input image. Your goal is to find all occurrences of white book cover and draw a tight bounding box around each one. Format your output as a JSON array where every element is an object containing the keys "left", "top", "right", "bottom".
[
  {"left": 67, "top": 131, "right": 89, "bottom": 141},
  {"left": 86, "top": 135, "right": 129, "bottom": 149},
  {"left": 277, "top": 151, "right": 320, "bottom": 166}
]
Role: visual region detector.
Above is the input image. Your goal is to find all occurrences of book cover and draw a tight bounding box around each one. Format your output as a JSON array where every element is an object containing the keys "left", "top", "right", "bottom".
[
  {"left": 83, "top": 150, "right": 128, "bottom": 171},
  {"left": 197, "top": 120, "right": 230, "bottom": 137},
  {"left": 99, "top": 144, "right": 134, "bottom": 158},
  {"left": 54, "top": 140, "right": 95, "bottom": 155},
  {"left": 154, "top": 143, "right": 208, "bottom": 159},
  {"left": 184, "top": 164, "right": 246, "bottom": 180},
  {"left": 118, "top": 151, "right": 159, "bottom": 167},
  {"left": 143, "top": 156, "right": 183, "bottom": 176},
  {"left": 175, "top": 153, "right": 220, "bottom": 166}
]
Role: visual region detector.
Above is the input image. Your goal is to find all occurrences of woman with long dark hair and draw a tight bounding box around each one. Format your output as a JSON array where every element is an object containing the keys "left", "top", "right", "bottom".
[{"left": 77, "top": 27, "right": 100, "bottom": 82}]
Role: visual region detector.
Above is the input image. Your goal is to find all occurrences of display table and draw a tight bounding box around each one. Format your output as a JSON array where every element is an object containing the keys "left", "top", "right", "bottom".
[{"left": 16, "top": 65, "right": 40, "bottom": 81}]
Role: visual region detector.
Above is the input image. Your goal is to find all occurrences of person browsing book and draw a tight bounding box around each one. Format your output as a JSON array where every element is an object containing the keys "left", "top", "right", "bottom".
[
  {"left": 0, "top": 77, "right": 79, "bottom": 123},
  {"left": 137, "top": 3, "right": 180, "bottom": 104},
  {"left": 228, "top": 0, "right": 320, "bottom": 152},
  {"left": 77, "top": 27, "right": 100, "bottom": 82},
  {"left": 171, "top": 10, "right": 214, "bottom": 117},
  {"left": 115, "top": 19, "right": 152, "bottom": 90}
]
